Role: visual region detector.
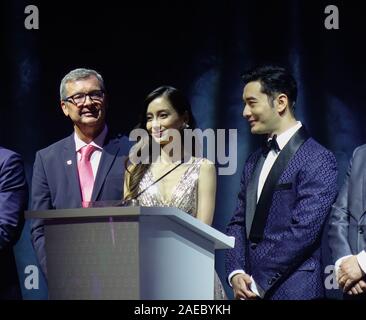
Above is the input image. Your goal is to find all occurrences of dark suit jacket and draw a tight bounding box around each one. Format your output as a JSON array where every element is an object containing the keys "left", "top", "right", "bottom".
[
  {"left": 328, "top": 145, "right": 366, "bottom": 262},
  {"left": 0, "top": 147, "right": 28, "bottom": 299},
  {"left": 226, "top": 133, "right": 338, "bottom": 299},
  {"left": 30, "top": 133, "right": 130, "bottom": 277}
]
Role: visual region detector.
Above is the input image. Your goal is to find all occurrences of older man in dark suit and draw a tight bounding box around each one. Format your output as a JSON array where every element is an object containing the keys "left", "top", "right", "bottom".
[{"left": 31, "top": 68, "right": 130, "bottom": 277}]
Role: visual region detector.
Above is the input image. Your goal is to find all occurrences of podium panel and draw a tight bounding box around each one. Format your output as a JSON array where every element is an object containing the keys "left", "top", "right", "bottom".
[
  {"left": 26, "top": 206, "right": 234, "bottom": 300},
  {"left": 46, "top": 217, "right": 139, "bottom": 299}
]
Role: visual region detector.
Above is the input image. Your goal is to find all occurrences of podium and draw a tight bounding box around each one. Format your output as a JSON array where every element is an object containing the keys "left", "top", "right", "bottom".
[{"left": 26, "top": 206, "right": 234, "bottom": 300}]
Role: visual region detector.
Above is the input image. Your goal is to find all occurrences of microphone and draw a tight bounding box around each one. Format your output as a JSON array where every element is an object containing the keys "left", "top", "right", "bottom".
[
  {"left": 121, "top": 198, "right": 140, "bottom": 207},
  {"left": 123, "top": 160, "right": 184, "bottom": 206}
]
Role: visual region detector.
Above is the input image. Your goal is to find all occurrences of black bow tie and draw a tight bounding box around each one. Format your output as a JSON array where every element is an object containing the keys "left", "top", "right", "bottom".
[{"left": 262, "top": 134, "right": 281, "bottom": 156}]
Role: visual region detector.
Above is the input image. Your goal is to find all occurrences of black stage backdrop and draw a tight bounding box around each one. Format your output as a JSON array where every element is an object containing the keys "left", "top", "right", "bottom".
[{"left": 1, "top": 0, "right": 364, "bottom": 299}]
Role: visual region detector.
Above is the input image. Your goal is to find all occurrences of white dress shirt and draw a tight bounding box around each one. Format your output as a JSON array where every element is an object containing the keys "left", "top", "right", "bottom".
[
  {"left": 74, "top": 125, "right": 108, "bottom": 178},
  {"left": 229, "top": 121, "right": 303, "bottom": 298}
]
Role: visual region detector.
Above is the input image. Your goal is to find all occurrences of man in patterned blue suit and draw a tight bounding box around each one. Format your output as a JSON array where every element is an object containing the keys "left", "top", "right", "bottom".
[{"left": 225, "top": 65, "right": 338, "bottom": 300}]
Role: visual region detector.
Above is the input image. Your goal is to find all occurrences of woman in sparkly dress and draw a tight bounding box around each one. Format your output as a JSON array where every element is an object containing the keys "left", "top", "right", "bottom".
[{"left": 124, "top": 86, "right": 226, "bottom": 300}]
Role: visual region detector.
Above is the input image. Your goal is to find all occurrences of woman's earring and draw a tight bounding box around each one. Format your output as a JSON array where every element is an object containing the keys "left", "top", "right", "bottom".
[{"left": 183, "top": 123, "right": 189, "bottom": 129}]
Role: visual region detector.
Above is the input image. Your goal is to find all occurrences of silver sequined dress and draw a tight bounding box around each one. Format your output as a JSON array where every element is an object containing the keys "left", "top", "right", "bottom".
[{"left": 137, "top": 157, "right": 227, "bottom": 300}]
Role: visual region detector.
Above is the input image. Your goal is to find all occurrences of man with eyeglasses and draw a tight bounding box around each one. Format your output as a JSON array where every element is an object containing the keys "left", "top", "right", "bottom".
[{"left": 30, "top": 68, "right": 130, "bottom": 278}]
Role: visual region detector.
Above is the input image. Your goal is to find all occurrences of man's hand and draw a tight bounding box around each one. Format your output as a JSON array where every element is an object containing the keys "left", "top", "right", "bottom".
[
  {"left": 346, "top": 280, "right": 366, "bottom": 296},
  {"left": 338, "top": 255, "right": 365, "bottom": 292},
  {"left": 231, "top": 273, "right": 257, "bottom": 300}
]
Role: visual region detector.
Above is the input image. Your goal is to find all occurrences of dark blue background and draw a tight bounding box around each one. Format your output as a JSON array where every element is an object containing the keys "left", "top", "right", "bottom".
[{"left": 1, "top": 0, "right": 363, "bottom": 299}]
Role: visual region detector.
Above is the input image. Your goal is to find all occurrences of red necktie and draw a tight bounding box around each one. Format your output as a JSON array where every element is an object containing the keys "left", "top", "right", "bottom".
[{"left": 78, "top": 145, "right": 96, "bottom": 208}]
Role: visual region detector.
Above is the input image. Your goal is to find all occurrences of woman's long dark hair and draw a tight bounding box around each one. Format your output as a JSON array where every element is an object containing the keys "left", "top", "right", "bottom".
[{"left": 124, "top": 86, "right": 197, "bottom": 200}]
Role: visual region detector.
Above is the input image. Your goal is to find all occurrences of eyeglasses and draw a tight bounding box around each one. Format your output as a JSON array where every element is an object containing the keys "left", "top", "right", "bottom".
[{"left": 63, "top": 90, "right": 105, "bottom": 106}]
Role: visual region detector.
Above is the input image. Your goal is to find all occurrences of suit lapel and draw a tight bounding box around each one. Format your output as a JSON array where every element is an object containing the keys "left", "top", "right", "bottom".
[
  {"left": 62, "top": 134, "right": 82, "bottom": 205},
  {"left": 91, "top": 135, "right": 120, "bottom": 201},
  {"left": 249, "top": 127, "right": 309, "bottom": 243},
  {"left": 362, "top": 171, "right": 366, "bottom": 216},
  {"left": 246, "top": 154, "right": 266, "bottom": 238}
]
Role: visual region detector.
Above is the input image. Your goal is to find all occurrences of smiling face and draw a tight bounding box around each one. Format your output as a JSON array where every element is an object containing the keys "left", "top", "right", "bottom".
[
  {"left": 61, "top": 75, "right": 106, "bottom": 129},
  {"left": 145, "top": 95, "right": 187, "bottom": 145},
  {"left": 242, "top": 81, "right": 281, "bottom": 135}
]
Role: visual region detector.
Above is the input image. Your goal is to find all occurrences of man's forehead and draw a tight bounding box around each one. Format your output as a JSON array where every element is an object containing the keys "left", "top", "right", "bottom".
[
  {"left": 243, "top": 81, "right": 263, "bottom": 98},
  {"left": 65, "top": 76, "right": 101, "bottom": 92},
  {"left": 244, "top": 81, "right": 262, "bottom": 91}
]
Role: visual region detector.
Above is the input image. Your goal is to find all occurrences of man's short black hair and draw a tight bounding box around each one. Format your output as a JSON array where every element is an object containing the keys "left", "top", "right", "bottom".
[{"left": 241, "top": 65, "right": 297, "bottom": 111}]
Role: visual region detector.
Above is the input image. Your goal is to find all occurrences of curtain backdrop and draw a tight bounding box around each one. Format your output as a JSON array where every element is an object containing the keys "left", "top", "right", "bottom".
[{"left": 1, "top": 0, "right": 363, "bottom": 299}]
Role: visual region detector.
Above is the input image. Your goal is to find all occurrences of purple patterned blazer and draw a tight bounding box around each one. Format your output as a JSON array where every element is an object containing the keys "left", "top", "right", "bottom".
[{"left": 226, "top": 129, "right": 338, "bottom": 300}]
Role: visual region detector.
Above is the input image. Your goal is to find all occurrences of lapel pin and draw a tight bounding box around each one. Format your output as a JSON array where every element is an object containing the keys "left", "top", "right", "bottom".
[{"left": 66, "top": 160, "right": 72, "bottom": 165}]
